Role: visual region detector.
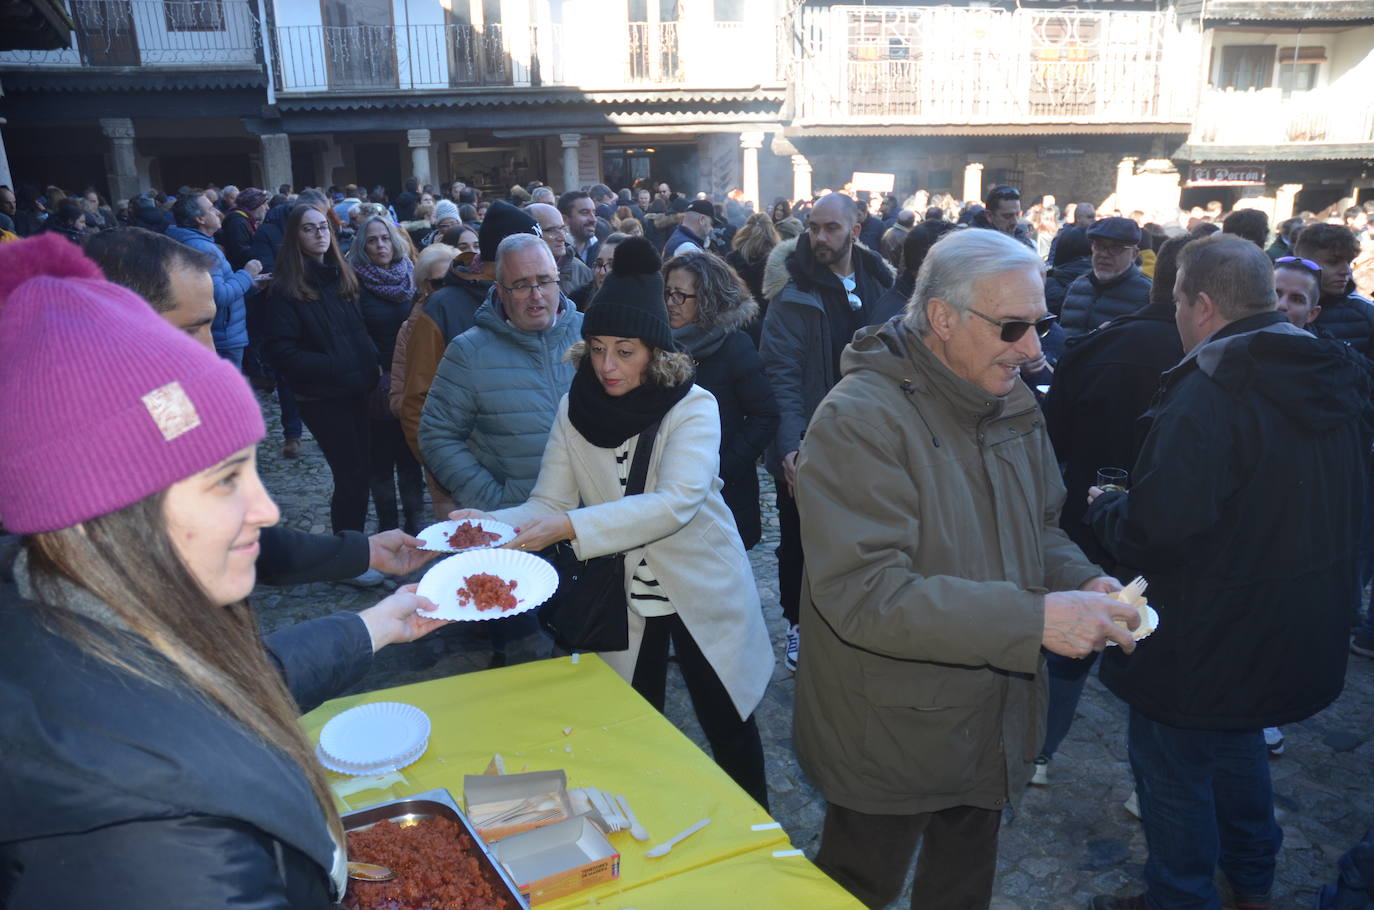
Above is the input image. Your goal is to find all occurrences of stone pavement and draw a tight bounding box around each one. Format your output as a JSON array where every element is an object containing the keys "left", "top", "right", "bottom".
[{"left": 252, "top": 390, "right": 1374, "bottom": 909}]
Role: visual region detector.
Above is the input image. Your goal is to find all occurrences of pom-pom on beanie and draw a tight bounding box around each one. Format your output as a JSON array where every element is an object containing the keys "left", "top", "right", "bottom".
[
  {"left": 583, "top": 236, "right": 674, "bottom": 352},
  {"left": 0, "top": 234, "right": 265, "bottom": 533}
]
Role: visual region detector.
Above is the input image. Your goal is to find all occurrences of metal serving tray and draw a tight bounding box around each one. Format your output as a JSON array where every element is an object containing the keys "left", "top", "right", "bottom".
[{"left": 342, "top": 788, "right": 528, "bottom": 909}]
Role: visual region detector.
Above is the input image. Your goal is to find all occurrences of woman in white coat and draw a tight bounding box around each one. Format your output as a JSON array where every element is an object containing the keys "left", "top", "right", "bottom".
[{"left": 456, "top": 237, "right": 774, "bottom": 807}]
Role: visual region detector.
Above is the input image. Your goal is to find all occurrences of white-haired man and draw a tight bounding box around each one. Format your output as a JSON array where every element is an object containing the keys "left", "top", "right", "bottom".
[{"left": 793, "top": 228, "right": 1139, "bottom": 909}]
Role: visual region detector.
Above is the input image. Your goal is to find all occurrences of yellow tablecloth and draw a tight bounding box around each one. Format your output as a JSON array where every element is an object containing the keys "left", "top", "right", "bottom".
[{"left": 301, "top": 654, "right": 862, "bottom": 909}]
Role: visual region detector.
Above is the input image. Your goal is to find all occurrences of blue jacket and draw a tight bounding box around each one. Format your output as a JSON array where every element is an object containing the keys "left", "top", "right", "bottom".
[
  {"left": 166, "top": 225, "right": 253, "bottom": 353},
  {"left": 419, "top": 296, "right": 584, "bottom": 510}
]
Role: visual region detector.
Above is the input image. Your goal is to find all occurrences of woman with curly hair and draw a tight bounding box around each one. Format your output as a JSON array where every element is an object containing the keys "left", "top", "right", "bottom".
[
  {"left": 663, "top": 248, "right": 778, "bottom": 549},
  {"left": 456, "top": 238, "right": 773, "bottom": 807},
  {"left": 725, "top": 212, "right": 780, "bottom": 344}
]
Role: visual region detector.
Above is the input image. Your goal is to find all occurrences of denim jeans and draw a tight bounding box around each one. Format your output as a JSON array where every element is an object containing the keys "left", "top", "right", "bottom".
[
  {"left": 1040, "top": 651, "right": 1099, "bottom": 759},
  {"left": 278, "top": 376, "right": 302, "bottom": 440},
  {"left": 1128, "top": 709, "right": 1283, "bottom": 909}
]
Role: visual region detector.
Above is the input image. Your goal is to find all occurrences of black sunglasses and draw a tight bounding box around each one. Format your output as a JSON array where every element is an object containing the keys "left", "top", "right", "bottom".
[
  {"left": 1275, "top": 256, "right": 1322, "bottom": 275},
  {"left": 968, "top": 307, "right": 1058, "bottom": 343}
]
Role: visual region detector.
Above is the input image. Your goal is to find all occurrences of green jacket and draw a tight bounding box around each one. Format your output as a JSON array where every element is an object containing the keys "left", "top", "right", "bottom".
[{"left": 793, "top": 318, "right": 1102, "bottom": 815}]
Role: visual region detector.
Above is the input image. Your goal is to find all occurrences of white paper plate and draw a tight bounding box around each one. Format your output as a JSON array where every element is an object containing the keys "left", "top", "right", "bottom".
[
  {"left": 416, "top": 518, "right": 516, "bottom": 553},
  {"left": 316, "top": 737, "right": 428, "bottom": 776},
  {"left": 416, "top": 548, "right": 560, "bottom": 622},
  {"left": 1107, "top": 604, "right": 1159, "bottom": 646},
  {"left": 318, "top": 702, "right": 430, "bottom": 769}
]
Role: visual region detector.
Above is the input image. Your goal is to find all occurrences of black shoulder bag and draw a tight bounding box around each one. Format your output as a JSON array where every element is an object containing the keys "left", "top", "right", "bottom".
[{"left": 538, "top": 420, "right": 661, "bottom": 653}]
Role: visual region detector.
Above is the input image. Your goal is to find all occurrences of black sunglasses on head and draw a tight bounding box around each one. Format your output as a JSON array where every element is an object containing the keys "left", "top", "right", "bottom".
[{"left": 968, "top": 307, "right": 1058, "bottom": 343}]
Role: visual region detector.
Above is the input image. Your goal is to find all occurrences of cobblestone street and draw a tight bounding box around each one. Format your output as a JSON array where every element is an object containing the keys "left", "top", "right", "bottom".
[{"left": 253, "top": 391, "right": 1374, "bottom": 909}]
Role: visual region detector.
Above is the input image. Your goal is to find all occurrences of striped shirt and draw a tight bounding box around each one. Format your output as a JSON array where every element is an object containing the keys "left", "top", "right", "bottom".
[{"left": 616, "top": 440, "right": 674, "bottom": 617}]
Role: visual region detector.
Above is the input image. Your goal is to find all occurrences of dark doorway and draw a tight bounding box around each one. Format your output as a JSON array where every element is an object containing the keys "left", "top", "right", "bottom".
[
  {"left": 353, "top": 142, "right": 403, "bottom": 197},
  {"left": 159, "top": 154, "right": 254, "bottom": 193},
  {"left": 1294, "top": 185, "right": 1349, "bottom": 217},
  {"left": 291, "top": 145, "right": 318, "bottom": 191},
  {"left": 72, "top": 0, "right": 140, "bottom": 66}
]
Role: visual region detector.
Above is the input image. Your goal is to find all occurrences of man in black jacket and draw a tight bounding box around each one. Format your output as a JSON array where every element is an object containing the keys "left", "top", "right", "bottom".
[
  {"left": 1086, "top": 235, "right": 1374, "bottom": 910},
  {"left": 1033, "top": 234, "right": 1192, "bottom": 785},
  {"left": 760, "top": 191, "right": 893, "bottom": 671},
  {"left": 1295, "top": 224, "right": 1374, "bottom": 658}
]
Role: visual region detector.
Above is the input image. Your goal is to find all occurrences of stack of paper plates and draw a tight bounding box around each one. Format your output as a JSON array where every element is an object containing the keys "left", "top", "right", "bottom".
[{"left": 317, "top": 702, "right": 431, "bottom": 776}]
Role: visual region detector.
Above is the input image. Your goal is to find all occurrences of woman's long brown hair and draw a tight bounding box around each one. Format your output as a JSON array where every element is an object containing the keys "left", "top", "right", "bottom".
[
  {"left": 23, "top": 492, "right": 346, "bottom": 849},
  {"left": 272, "top": 202, "right": 359, "bottom": 303}
]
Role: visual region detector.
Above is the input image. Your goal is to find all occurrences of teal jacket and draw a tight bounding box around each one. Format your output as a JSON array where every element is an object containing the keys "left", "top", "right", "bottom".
[{"left": 418, "top": 295, "right": 583, "bottom": 510}]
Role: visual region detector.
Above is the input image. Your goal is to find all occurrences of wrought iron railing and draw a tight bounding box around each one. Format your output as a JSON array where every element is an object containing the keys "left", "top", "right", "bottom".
[
  {"left": 1192, "top": 86, "right": 1374, "bottom": 145},
  {"left": 0, "top": 0, "right": 259, "bottom": 67},
  {"left": 795, "top": 6, "right": 1199, "bottom": 124},
  {"left": 272, "top": 23, "right": 559, "bottom": 93}
]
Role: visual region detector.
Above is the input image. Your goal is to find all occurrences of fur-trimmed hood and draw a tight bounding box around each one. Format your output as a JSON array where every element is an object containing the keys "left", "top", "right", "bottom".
[
  {"left": 699, "top": 288, "right": 759, "bottom": 334},
  {"left": 760, "top": 235, "right": 894, "bottom": 304}
]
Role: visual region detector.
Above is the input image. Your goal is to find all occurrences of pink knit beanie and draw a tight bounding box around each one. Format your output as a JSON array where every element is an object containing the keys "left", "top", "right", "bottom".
[{"left": 0, "top": 234, "right": 265, "bottom": 533}]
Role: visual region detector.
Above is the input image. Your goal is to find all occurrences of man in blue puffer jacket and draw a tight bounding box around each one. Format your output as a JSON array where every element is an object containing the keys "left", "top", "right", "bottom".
[{"left": 166, "top": 191, "right": 265, "bottom": 368}]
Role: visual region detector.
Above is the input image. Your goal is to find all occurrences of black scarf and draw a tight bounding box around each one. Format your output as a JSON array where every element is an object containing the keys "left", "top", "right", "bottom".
[{"left": 567, "top": 357, "right": 693, "bottom": 448}]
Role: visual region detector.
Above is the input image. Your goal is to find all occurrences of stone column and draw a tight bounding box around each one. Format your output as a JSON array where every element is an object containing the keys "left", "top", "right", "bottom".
[
  {"left": 260, "top": 133, "right": 293, "bottom": 194},
  {"left": 100, "top": 118, "right": 140, "bottom": 203},
  {"left": 1274, "top": 183, "right": 1304, "bottom": 223},
  {"left": 962, "top": 161, "right": 984, "bottom": 204},
  {"left": 739, "top": 131, "right": 764, "bottom": 208},
  {"left": 1115, "top": 157, "right": 1137, "bottom": 210},
  {"left": 407, "top": 129, "right": 433, "bottom": 187},
  {"left": 559, "top": 133, "right": 582, "bottom": 193},
  {"left": 791, "top": 154, "right": 812, "bottom": 203}
]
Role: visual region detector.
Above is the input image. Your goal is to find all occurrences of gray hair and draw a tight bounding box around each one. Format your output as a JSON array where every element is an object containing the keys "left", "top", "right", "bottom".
[
  {"left": 345, "top": 214, "right": 409, "bottom": 268},
  {"left": 905, "top": 228, "right": 1046, "bottom": 336},
  {"left": 495, "top": 232, "right": 554, "bottom": 283}
]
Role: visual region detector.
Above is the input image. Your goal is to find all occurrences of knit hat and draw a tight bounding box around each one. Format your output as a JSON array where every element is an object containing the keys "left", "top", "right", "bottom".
[
  {"left": 434, "top": 200, "right": 461, "bottom": 223},
  {"left": 583, "top": 236, "right": 674, "bottom": 351},
  {"left": 478, "top": 200, "right": 541, "bottom": 262},
  {"left": 0, "top": 234, "right": 265, "bottom": 533},
  {"left": 235, "top": 187, "right": 269, "bottom": 212}
]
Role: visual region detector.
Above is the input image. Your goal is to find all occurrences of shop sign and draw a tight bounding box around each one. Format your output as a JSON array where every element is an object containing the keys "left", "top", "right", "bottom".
[
  {"left": 850, "top": 171, "right": 895, "bottom": 194},
  {"left": 1187, "top": 165, "right": 1266, "bottom": 186},
  {"left": 1038, "top": 146, "right": 1086, "bottom": 158}
]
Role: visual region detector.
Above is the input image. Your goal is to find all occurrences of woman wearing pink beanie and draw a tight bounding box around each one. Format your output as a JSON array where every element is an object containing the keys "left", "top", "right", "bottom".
[{"left": 0, "top": 234, "right": 447, "bottom": 908}]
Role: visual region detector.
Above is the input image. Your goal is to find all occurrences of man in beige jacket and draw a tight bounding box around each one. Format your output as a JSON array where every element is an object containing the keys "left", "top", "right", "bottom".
[{"left": 793, "top": 228, "right": 1139, "bottom": 910}]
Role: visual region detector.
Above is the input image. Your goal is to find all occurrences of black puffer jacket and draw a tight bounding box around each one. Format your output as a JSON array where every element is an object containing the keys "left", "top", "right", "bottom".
[
  {"left": 358, "top": 283, "right": 412, "bottom": 371},
  {"left": 1044, "top": 299, "right": 1184, "bottom": 574},
  {"left": 265, "top": 260, "right": 379, "bottom": 399},
  {"left": 221, "top": 208, "right": 257, "bottom": 271},
  {"left": 1089, "top": 313, "right": 1374, "bottom": 730},
  {"left": 249, "top": 203, "right": 290, "bottom": 273},
  {"left": 1044, "top": 257, "right": 1092, "bottom": 317},
  {"left": 1313, "top": 281, "right": 1374, "bottom": 360},
  {"left": 0, "top": 552, "right": 373, "bottom": 908},
  {"left": 1059, "top": 266, "right": 1152, "bottom": 338},
  {"left": 676, "top": 296, "right": 779, "bottom": 550}
]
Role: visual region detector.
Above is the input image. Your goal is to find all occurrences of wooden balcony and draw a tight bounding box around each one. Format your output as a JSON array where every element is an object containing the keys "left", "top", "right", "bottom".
[{"left": 794, "top": 6, "right": 1199, "bottom": 129}]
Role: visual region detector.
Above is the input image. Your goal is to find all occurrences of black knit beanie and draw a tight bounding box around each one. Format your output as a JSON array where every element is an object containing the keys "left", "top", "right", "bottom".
[
  {"left": 478, "top": 200, "right": 540, "bottom": 261},
  {"left": 583, "top": 237, "right": 674, "bottom": 351}
]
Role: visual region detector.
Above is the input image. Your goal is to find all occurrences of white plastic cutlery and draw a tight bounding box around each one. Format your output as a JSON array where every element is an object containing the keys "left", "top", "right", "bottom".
[
  {"left": 645, "top": 817, "right": 711, "bottom": 858},
  {"left": 616, "top": 793, "right": 649, "bottom": 842}
]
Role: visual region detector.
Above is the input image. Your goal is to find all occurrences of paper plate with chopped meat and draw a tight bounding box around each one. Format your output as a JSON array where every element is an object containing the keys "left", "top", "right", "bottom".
[
  {"left": 416, "top": 518, "right": 516, "bottom": 553},
  {"left": 416, "top": 548, "right": 559, "bottom": 621}
]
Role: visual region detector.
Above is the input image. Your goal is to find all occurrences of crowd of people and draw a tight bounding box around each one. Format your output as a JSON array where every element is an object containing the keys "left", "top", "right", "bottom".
[{"left": 3, "top": 167, "right": 1374, "bottom": 909}]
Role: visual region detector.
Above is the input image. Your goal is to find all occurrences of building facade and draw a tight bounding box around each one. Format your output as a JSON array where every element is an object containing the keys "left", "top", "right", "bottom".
[{"left": 1, "top": 0, "right": 1370, "bottom": 217}]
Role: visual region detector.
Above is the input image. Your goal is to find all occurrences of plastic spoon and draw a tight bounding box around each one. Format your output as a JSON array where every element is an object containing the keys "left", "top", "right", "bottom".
[
  {"left": 348, "top": 862, "right": 395, "bottom": 882},
  {"left": 645, "top": 817, "right": 711, "bottom": 858},
  {"left": 616, "top": 794, "right": 650, "bottom": 842}
]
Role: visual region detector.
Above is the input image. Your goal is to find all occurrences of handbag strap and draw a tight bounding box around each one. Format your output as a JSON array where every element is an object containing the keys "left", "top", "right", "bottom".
[{"left": 624, "top": 419, "right": 662, "bottom": 497}]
